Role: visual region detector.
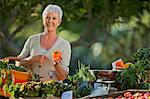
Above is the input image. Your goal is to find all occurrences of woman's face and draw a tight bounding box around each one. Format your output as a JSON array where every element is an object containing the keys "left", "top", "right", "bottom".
[{"left": 43, "top": 12, "right": 61, "bottom": 31}]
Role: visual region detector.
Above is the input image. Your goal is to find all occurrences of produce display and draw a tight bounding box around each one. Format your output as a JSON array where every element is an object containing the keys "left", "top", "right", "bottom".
[
  {"left": 0, "top": 48, "right": 149, "bottom": 98},
  {"left": 0, "top": 60, "right": 95, "bottom": 98}
]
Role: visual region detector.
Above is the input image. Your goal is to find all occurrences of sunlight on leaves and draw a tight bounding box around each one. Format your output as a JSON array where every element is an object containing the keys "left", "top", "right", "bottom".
[
  {"left": 91, "top": 42, "right": 102, "bottom": 57},
  {"left": 59, "top": 30, "right": 80, "bottom": 42}
]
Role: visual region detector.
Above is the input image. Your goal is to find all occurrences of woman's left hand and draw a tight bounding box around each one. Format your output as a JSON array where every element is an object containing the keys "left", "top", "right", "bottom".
[
  {"left": 39, "top": 55, "right": 49, "bottom": 65},
  {"left": 29, "top": 55, "right": 49, "bottom": 64}
]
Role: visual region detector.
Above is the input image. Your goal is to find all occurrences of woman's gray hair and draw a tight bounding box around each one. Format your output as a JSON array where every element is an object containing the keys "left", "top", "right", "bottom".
[{"left": 42, "top": 4, "right": 63, "bottom": 21}]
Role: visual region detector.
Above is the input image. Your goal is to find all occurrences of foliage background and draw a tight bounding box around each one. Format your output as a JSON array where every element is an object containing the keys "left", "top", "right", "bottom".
[{"left": 0, "top": 0, "right": 150, "bottom": 75}]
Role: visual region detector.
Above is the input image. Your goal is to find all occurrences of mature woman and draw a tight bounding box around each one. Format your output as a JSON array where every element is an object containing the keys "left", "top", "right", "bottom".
[{"left": 15, "top": 4, "right": 71, "bottom": 81}]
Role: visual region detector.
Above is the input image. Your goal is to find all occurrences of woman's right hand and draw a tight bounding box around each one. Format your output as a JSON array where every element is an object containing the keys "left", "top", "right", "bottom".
[
  {"left": 16, "top": 55, "right": 51, "bottom": 68},
  {"left": 2, "top": 56, "right": 23, "bottom": 62},
  {"left": 15, "top": 56, "right": 42, "bottom": 67}
]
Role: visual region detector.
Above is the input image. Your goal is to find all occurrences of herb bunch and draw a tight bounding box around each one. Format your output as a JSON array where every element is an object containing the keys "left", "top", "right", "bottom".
[{"left": 133, "top": 47, "right": 150, "bottom": 70}]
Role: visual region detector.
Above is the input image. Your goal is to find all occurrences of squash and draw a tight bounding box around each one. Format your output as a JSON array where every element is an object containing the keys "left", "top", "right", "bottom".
[{"left": 11, "top": 70, "right": 31, "bottom": 83}]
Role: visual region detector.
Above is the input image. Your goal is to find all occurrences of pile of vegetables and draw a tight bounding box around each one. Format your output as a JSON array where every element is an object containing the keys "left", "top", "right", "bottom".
[
  {"left": 0, "top": 62, "right": 71, "bottom": 98},
  {"left": 0, "top": 61, "right": 31, "bottom": 97},
  {"left": 0, "top": 61, "right": 28, "bottom": 72},
  {"left": 8, "top": 80, "right": 71, "bottom": 98},
  {"left": 116, "top": 47, "right": 150, "bottom": 90},
  {"left": 0, "top": 60, "right": 95, "bottom": 98},
  {"left": 65, "top": 61, "right": 95, "bottom": 98},
  {"left": 67, "top": 61, "right": 96, "bottom": 82}
]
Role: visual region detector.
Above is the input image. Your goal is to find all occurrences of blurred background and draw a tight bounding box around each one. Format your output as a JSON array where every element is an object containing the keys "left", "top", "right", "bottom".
[{"left": 0, "top": 0, "right": 150, "bottom": 75}]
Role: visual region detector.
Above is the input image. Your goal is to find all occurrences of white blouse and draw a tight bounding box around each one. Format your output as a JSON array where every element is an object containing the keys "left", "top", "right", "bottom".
[{"left": 18, "top": 33, "right": 71, "bottom": 81}]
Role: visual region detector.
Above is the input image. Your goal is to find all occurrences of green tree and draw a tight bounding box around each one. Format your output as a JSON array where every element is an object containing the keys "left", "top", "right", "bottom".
[{"left": 0, "top": 0, "right": 150, "bottom": 72}]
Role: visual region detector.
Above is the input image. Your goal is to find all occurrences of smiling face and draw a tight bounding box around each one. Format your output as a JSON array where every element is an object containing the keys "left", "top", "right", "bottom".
[{"left": 43, "top": 12, "right": 61, "bottom": 32}]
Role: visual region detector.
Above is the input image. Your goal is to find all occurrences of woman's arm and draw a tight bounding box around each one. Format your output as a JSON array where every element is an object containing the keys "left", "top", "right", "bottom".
[
  {"left": 3, "top": 56, "right": 23, "bottom": 62},
  {"left": 54, "top": 43, "right": 71, "bottom": 80},
  {"left": 54, "top": 62, "right": 68, "bottom": 80}
]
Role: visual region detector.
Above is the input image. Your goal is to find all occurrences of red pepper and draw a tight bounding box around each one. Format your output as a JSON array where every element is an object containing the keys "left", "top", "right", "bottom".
[{"left": 14, "top": 79, "right": 28, "bottom": 84}]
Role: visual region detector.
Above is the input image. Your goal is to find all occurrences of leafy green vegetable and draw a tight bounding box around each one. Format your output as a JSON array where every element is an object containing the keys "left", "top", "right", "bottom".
[
  {"left": 0, "top": 61, "right": 28, "bottom": 72},
  {"left": 77, "top": 61, "right": 96, "bottom": 81},
  {"left": 8, "top": 81, "right": 69, "bottom": 98},
  {"left": 116, "top": 47, "right": 150, "bottom": 90},
  {"left": 133, "top": 47, "right": 150, "bottom": 69},
  {"left": 67, "top": 61, "right": 96, "bottom": 83},
  {"left": 0, "top": 61, "right": 7, "bottom": 69},
  {"left": 7, "top": 64, "right": 28, "bottom": 72},
  {"left": 76, "top": 81, "right": 93, "bottom": 98},
  {"left": 65, "top": 61, "right": 95, "bottom": 98},
  {"left": 116, "top": 63, "right": 147, "bottom": 90}
]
